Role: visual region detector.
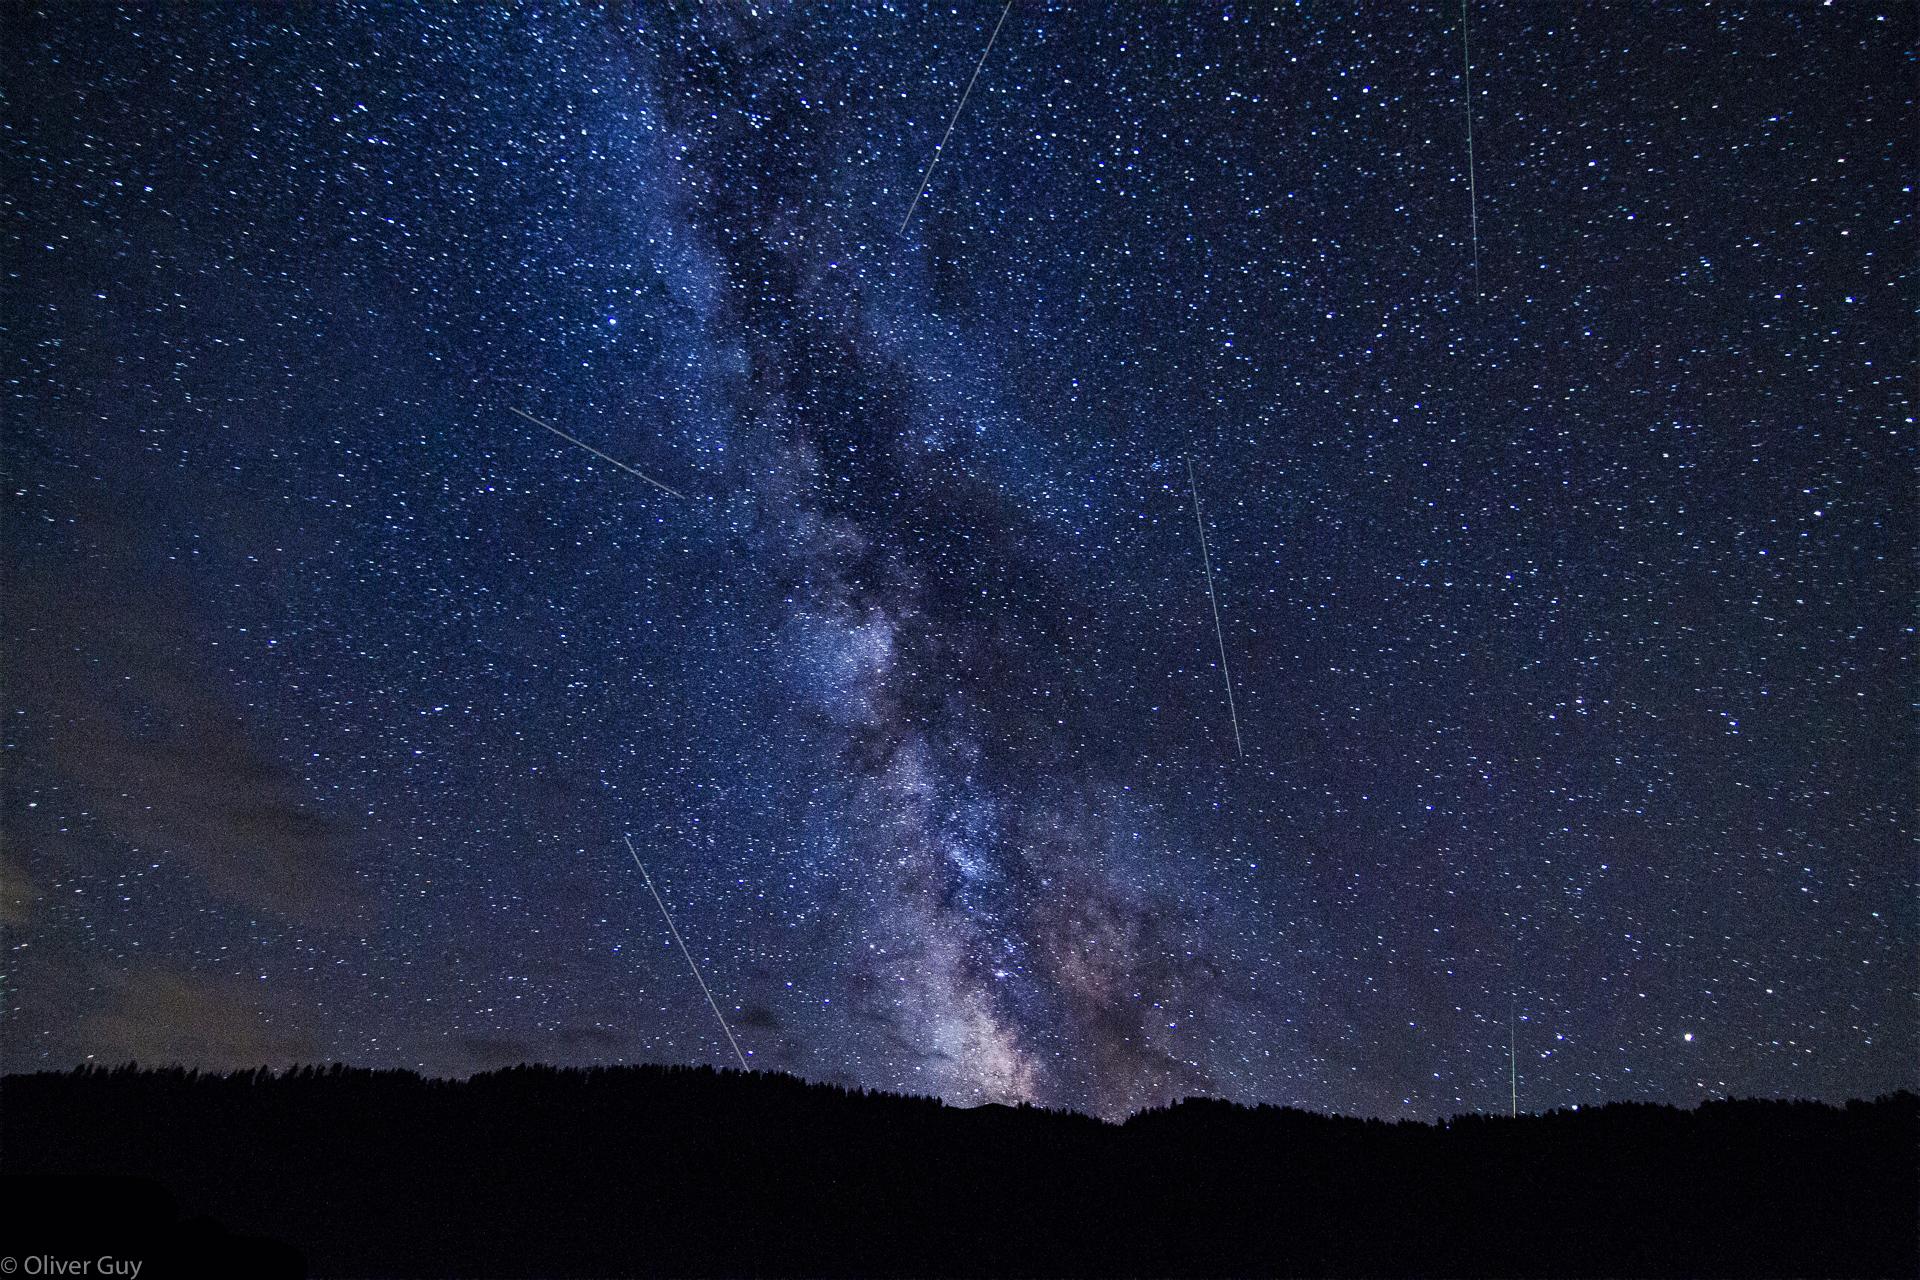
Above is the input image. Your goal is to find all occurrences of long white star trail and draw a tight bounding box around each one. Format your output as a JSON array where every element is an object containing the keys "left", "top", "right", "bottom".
[
  {"left": 624, "top": 836, "right": 750, "bottom": 1072},
  {"left": 510, "top": 407, "right": 685, "bottom": 499},
  {"left": 1187, "top": 458, "right": 1243, "bottom": 759},
  {"left": 900, "top": 0, "right": 1014, "bottom": 234},
  {"left": 1509, "top": 994, "right": 1519, "bottom": 1117},
  {"left": 1461, "top": 0, "right": 1481, "bottom": 298}
]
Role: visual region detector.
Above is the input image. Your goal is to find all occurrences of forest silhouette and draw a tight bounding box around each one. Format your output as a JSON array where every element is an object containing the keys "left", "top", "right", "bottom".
[{"left": 3, "top": 1063, "right": 1914, "bottom": 1277}]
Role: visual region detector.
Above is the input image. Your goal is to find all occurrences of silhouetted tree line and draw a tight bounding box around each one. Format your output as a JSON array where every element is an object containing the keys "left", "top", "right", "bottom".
[{"left": 3, "top": 1063, "right": 1913, "bottom": 1278}]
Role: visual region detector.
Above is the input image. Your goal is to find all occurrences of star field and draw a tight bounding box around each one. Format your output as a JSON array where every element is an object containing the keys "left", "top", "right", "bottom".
[{"left": 3, "top": 2, "right": 1913, "bottom": 1120}]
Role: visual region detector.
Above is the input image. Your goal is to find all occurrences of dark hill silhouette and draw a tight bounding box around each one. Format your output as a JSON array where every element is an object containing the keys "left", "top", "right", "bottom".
[{"left": 2, "top": 1063, "right": 1913, "bottom": 1278}]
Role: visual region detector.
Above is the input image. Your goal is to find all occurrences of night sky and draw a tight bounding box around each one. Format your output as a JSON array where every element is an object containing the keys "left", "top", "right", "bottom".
[{"left": 4, "top": 2, "right": 1913, "bottom": 1122}]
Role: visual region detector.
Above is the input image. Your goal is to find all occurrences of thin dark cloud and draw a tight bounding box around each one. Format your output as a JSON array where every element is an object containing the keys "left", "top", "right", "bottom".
[
  {"left": 77, "top": 968, "right": 325, "bottom": 1069},
  {"left": 6, "top": 566, "right": 363, "bottom": 923},
  {"left": 735, "top": 1004, "right": 782, "bottom": 1031},
  {"left": 0, "top": 846, "right": 38, "bottom": 927}
]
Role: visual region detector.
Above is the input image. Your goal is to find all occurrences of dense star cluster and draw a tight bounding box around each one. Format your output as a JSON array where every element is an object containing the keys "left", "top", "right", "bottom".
[{"left": 3, "top": 3, "right": 1912, "bottom": 1120}]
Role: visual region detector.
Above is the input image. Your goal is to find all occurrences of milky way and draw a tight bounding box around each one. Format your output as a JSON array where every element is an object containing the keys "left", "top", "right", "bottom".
[{"left": 3, "top": 2, "right": 1913, "bottom": 1120}]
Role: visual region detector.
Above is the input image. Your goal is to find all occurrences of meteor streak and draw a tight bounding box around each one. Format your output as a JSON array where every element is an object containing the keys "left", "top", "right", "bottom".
[
  {"left": 1462, "top": 0, "right": 1481, "bottom": 299},
  {"left": 1509, "top": 994, "right": 1518, "bottom": 1117},
  {"left": 900, "top": 0, "right": 1014, "bottom": 234},
  {"left": 1187, "top": 458, "right": 1243, "bottom": 759},
  {"left": 510, "top": 407, "right": 685, "bottom": 499},
  {"left": 624, "top": 835, "right": 749, "bottom": 1072}
]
